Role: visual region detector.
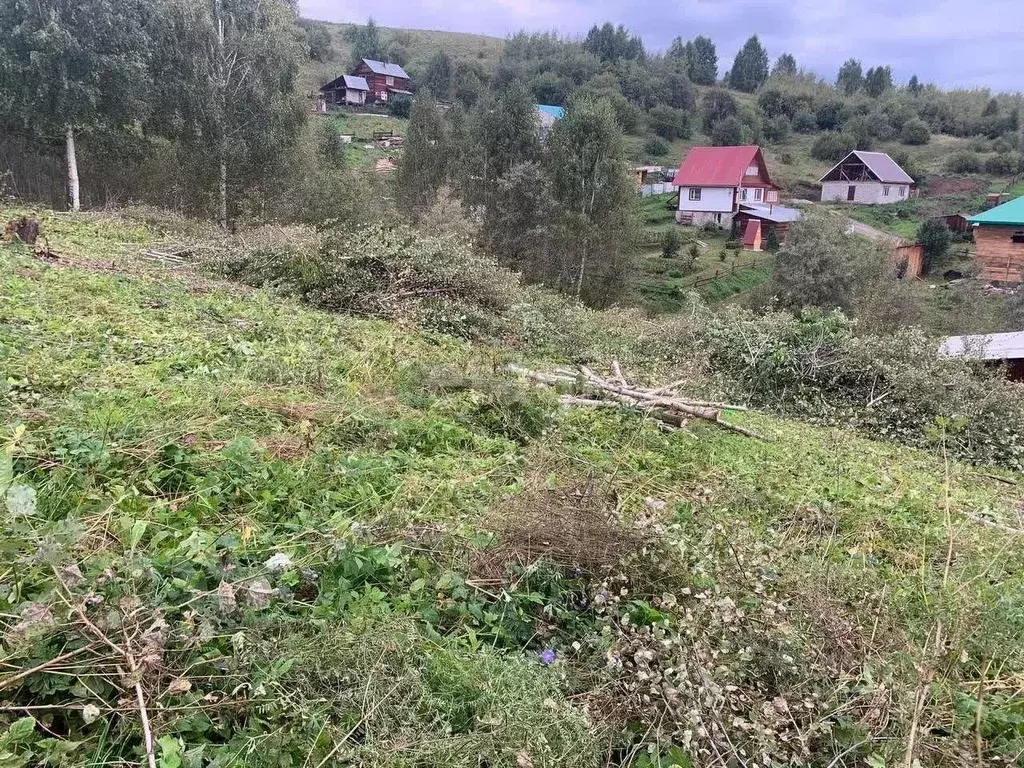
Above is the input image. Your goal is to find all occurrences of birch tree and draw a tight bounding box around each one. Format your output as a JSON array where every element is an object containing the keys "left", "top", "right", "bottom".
[
  {"left": 148, "top": 0, "right": 304, "bottom": 228},
  {"left": 546, "top": 94, "right": 635, "bottom": 305},
  {"left": 0, "top": 0, "right": 151, "bottom": 210}
]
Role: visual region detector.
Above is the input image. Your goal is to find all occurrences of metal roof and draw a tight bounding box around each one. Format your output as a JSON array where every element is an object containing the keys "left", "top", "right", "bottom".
[
  {"left": 739, "top": 202, "right": 803, "bottom": 223},
  {"left": 968, "top": 196, "right": 1024, "bottom": 226},
  {"left": 360, "top": 59, "right": 410, "bottom": 79},
  {"left": 537, "top": 105, "right": 565, "bottom": 119},
  {"left": 343, "top": 75, "right": 369, "bottom": 91},
  {"left": 674, "top": 146, "right": 775, "bottom": 188},
  {"left": 938, "top": 331, "right": 1024, "bottom": 361},
  {"left": 819, "top": 151, "right": 914, "bottom": 184}
]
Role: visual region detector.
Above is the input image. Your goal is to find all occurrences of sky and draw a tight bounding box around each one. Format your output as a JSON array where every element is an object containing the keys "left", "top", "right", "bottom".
[{"left": 299, "top": 0, "right": 1023, "bottom": 92}]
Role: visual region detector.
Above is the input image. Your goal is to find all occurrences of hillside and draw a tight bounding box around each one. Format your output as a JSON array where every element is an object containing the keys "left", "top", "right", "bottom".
[
  {"left": 299, "top": 19, "right": 505, "bottom": 92},
  {"left": 2, "top": 207, "right": 1024, "bottom": 766}
]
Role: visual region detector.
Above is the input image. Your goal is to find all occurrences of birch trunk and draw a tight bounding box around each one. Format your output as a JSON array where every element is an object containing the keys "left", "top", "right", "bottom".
[
  {"left": 214, "top": 0, "right": 228, "bottom": 231},
  {"left": 65, "top": 125, "right": 80, "bottom": 212}
]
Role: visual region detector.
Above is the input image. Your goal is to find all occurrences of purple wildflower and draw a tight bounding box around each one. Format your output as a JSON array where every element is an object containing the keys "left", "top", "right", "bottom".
[{"left": 539, "top": 649, "right": 556, "bottom": 665}]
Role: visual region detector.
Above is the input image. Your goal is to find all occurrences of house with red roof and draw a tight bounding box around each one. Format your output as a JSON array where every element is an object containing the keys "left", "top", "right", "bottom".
[{"left": 673, "top": 145, "right": 780, "bottom": 227}]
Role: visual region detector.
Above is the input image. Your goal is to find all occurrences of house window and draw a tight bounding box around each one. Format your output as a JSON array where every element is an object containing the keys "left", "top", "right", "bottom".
[
  {"left": 746, "top": 166, "right": 758, "bottom": 176},
  {"left": 899, "top": 186, "right": 906, "bottom": 197},
  {"left": 386, "top": 76, "right": 395, "bottom": 86},
  {"left": 688, "top": 188, "right": 702, "bottom": 202},
  {"left": 754, "top": 188, "right": 763, "bottom": 202},
  {"left": 883, "top": 185, "right": 891, "bottom": 196},
  {"left": 740, "top": 188, "right": 748, "bottom": 201},
  {"left": 1012, "top": 231, "right": 1024, "bottom": 244}
]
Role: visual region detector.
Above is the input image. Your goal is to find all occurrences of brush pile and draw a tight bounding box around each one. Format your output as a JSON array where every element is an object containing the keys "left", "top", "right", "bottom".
[{"left": 506, "top": 361, "right": 760, "bottom": 438}]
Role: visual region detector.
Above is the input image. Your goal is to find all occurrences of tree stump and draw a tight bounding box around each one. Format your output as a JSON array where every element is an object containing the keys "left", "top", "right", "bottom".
[{"left": 4, "top": 217, "right": 42, "bottom": 245}]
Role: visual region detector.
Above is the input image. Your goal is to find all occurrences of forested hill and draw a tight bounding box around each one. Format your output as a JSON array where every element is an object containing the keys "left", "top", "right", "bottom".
[{"left": 301, "top": 17, "right": 1024, "bottom": 195}]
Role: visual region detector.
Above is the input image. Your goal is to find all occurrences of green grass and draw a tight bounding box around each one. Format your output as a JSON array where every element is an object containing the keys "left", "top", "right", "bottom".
[
  {"left": 836, "top": 200, "right": 924, "bottom": 239},
  {"left": 2, "top": 207, "right": 1024, "bottom": 766}
]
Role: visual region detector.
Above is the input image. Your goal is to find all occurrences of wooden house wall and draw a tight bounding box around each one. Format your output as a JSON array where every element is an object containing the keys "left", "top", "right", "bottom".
[{"left": 974, "top": 225, "right": 1024, "bottom": 282}]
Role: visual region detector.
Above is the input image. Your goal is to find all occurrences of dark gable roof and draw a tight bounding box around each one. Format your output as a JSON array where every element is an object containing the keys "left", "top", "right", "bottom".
[
  {"left": 819, "top": 151, "right": 914, "bottom": 185},
  {"left": 320, "top": 74, "right": 369, "bottom": 92},
  {"left": 360, "top": 58, "right": 410, "bottom": 80}
]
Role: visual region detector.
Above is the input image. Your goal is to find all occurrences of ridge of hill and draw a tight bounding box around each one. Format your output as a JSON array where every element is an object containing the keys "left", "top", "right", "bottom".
[{"left": 1, "top": 207, "right": 1023, "bottom": 766}]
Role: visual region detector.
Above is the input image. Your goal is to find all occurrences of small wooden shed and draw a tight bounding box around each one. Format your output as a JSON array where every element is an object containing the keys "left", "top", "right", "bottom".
[
  {"left": 939, "top": 331, "right": 1024, "bottom": 381},
  {"left": 968, "top": 196, "right": 1024, "bottom": 282}
]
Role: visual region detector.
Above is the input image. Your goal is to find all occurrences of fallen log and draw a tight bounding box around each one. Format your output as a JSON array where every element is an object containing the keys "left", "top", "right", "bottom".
[{"left": 508, "top": 362, "right": 763, "bottom": 439}]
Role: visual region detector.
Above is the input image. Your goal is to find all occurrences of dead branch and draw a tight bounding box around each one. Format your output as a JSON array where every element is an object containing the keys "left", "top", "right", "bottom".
[{"left": 510, "top": 364, "right": 762, "bottom": 439}]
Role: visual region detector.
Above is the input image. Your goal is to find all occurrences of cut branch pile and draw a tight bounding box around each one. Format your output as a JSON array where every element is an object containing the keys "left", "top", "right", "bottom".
[{"left": 506, "top": 361, "right": 761, "bottom": 439}]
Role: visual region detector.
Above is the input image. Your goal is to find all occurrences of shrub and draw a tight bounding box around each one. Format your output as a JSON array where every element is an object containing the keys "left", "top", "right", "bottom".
[
  {"left": 985, "top": 153, "right": 1022, "bottom": 176},
  {"left": 648, "top": 104, "right": 691, "bottom": 140},
  {"left": 711, "top": 115, "right": 744, "bottom": 146},
  {"left": 792, "top": 111, "right": 817, "bottom": 133},
  {"left": 643, "top": 136, "right": 670, "bottom": 156},
  {"left": 917, "top": 218, "right": 952, "bottom": 274},
  {"left": 810, "top": 132, "right": 856, "bottom": 162},
  {"left": 763, "top": 115, "right": 790, "bottom": 143},
  {"left": 661, "top": 227, "right": 683, "bottom": 258},
  {"left": 389, "top": 96, "right": 413, "bottom": 119},
  {"left": 945, "top": 151, "right": 982, "bottom": 173},
  {"left": 204, "top": 222, "right": 525, "bottom": 340},
  {"left": 900, "top": 119, "right": 931, "bottom": 145}
]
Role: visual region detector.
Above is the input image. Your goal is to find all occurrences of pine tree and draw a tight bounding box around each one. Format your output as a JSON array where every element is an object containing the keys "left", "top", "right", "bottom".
[
  {"left": 907, "top": 74, "right": 923, "bottom": 95},
  {"left": 423, "top": 50, "right": 455, "bottom": 101},
  {"left": 771, "top": 53, "right": 797, "bottom": 78},
  {"left": 728, "top": 36, "right": 769, "bottom": 93},
  {"left": 685, "top": 36, "right": 718, "bottom": 86},
  {"left": 395, "top": 91, "right": 450, "bottom": 213}
]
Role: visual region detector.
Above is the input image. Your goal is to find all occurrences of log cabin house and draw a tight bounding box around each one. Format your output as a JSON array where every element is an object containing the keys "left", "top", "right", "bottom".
[
  {"left": 968, "top": 196, "right": 1024, "bottom": 282},
  {"left": 673, "top": 146, "right": 780, "bottom": 227},
  {"left": 319, "top": 75, "right": 370, "bottom": 107},
  {"left": 351, "top": 59, "right": 411, "bottom": 104},
  {"left": 819, "top": 151, "right": 914, "bottom": 205}
]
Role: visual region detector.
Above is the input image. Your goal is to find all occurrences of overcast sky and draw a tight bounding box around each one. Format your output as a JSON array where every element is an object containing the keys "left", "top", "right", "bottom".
[{"left": 299, "top": 0, "right": 1022, "bottom": 92}]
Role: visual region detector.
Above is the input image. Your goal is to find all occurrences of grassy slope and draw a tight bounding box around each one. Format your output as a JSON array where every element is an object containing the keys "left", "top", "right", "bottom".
[{"left": 2, "top": 207, "right": 1024, "bottom": 765}]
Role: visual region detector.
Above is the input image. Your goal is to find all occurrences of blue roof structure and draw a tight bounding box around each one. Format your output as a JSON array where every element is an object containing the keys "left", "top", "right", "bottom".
[{"left": 536, "top": 105, "right": 566, "bottom": 120}]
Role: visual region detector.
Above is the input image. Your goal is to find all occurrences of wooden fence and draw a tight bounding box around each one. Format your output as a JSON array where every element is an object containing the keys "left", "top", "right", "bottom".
[{"left": 678, "top": 258, "right": 767, "bottom": 289}]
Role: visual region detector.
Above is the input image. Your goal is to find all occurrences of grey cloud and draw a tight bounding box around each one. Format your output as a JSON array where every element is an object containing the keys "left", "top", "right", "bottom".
[{"left": 302, "top": 0, "right": 1023, "bottom": 91}]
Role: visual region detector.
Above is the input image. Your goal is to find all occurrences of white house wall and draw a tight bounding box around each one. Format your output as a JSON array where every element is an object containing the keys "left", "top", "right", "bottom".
[
  {"left": 821, "top": 181, "right": 908, "bottom": 205},
  {"left": 677, "top": 186, "right": 734, "bottom": 213}
]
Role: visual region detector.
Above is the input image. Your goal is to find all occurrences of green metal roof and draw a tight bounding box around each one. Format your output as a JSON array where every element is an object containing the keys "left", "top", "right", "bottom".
[{"left": 968, "top": 195, "right": 1024, "bottom": 226}]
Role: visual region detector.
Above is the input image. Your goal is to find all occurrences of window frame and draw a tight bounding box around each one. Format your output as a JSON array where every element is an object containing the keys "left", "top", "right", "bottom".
[
  {"left": 688, "top": 188, "right": 702, "bottom": 202},
  {"left": 898, "top": 186, "right": 906, "bottom": 197},
  {"left": 753, "top": 188, "right": 763, "bottom": 202},
  {"left": 386, "top": 75, "right": 395, "bottom": 87},
  {"left": 883, "top": 185, "right": 891, "bottom": 197}
]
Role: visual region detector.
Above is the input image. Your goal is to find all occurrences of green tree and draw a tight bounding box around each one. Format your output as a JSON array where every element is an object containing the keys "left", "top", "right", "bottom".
[
  {"left": 711, "top": 116, "right": 744, "bottom": 146},
  {"left": 907, "top": 74, "right": 923, "bottom": 94},
  {"left": 768, "top": 209, "right": 901, "bottom": 315},
  {"left": 983, "top": 97, "right": 1000, "bottom": 117},
  {"left": 583, "top": 22, "right": 644, "bottom": 62},
  {"left": 0, "top": 0, "right": 152, "bottom": 211},
  {"left": 461, "top": 83, "right": 540, "bottom": 208},
  {"left": 900, "top": 119, "right": 931, "bottom": 145},
  {"left": 662, "top": 228, "right": 683, "bottom": 258},
  {"left": 648, "top": 104, "right": 690, "bottom": 140},
  {"left": 771, "top": 53, "right": 797, "bottom": 78},
  {"left": 811, "top": 132, "right": 857, "bottom": 162},
  {"left": 728, "top": 35, "right": 769, "bottom": 93},
  {"left": 547, "top": 94, "right": 635, "bottom": 304},
  {"left": 864, "top": 65, "right": 893, "bottom": 98},
  {"left": 685, "top": 35, "right": 718, "bottom": 86},
  {"left": 345, "top": 17, "right": 386, "bottom": 67},
  {"left": 306, "top": 24, "right": 334, "bottom": 62},
  {"left": 836, "top": 58, "right": 863, "bottom": 94},
  {"left": 702, "top": 88, "right": 738, "bottom": 132},
  {"left": 917, "top": 219, "right": 952, "bottom": 274},
  {"left": 422, "top": 50, "right": 454, "bottom": 101},
  {"left": 149, "top": 0, "right": 305, "bottom": 228},
  {"left": 395, "top": 91, "right": 450, "bottom": 213}
]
